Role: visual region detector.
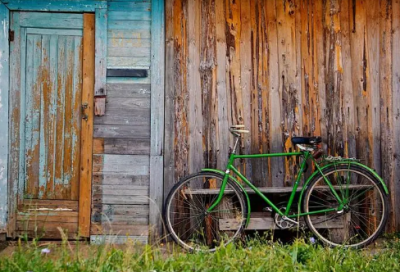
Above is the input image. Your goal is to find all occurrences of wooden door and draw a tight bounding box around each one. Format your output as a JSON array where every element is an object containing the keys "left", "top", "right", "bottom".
[{"left": 9, "top": 12, "right": 94, "bottom": 239}]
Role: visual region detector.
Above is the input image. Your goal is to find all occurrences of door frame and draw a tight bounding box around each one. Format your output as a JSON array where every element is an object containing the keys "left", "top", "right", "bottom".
[{"left": 0, "top": 0, "right": 107, "bottom": 238}]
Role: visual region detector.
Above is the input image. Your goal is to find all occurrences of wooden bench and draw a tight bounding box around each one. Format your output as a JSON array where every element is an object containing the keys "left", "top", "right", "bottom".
[
  {"left": 219, "top": 212, "right": 346, "bottom": 230},
  {"left": 184, "top": 184, "right": 372, "bottom": 194},
  {"left": 184, "top": 185, "right": 371, "bottom": 230}
]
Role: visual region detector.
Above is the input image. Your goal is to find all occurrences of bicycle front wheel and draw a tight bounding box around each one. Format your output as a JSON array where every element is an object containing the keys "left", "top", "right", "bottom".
[
  {"left": 303, "top": 164, "right": 388, "bottom": 248},
  {"left": 164, "top": 172, "right": 247, "bottom": 252}
]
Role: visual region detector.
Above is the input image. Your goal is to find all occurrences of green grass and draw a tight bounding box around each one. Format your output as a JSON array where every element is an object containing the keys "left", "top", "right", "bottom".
[{"left": 1, "top": 235, "right": 400, "bottom": 272}]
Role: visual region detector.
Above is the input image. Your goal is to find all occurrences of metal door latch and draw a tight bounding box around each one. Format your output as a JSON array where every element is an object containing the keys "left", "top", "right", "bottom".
[{"left": 81, "top": 103, "right": 88, "bottom": 120}]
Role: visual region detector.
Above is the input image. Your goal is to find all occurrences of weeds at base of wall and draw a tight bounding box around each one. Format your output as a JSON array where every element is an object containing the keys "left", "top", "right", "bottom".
[{"left": 1, "top": 230, "right": 400, "bottom": 272}]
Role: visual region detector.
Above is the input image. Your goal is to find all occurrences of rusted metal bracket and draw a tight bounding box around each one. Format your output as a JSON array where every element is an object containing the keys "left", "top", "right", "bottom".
[{"left": 94, "top": 95, "right": 106, "bottom": 116}]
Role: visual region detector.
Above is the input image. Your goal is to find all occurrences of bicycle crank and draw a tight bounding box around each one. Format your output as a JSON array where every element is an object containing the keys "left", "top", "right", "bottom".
[{"left": 274, "top": 207, "right": 300, "bottom": 229}]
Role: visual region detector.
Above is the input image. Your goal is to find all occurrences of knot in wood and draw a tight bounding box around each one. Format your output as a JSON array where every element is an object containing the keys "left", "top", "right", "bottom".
[{"left": 199, "top": 61, "right": 215, "bottom": 73}]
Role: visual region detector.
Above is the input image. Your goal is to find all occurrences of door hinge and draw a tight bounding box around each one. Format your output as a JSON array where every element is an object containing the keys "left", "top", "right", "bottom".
[{"left": 9, "top": 30, "right": 14, "bottom": 42}]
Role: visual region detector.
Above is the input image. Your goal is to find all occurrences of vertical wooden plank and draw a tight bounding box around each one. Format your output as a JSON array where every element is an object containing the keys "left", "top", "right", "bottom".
[
  {"left": 300, "top": 0, "right": 311, "bottom": 136},
  {"left": 62, "top": 36, "right": 74, "bottom": 199},
  {"left": 79, "top": 13, "right": 95, "bottom": 238},
  {"left": 240, "top": 0, "right": 253, "bottom": 182},
  {"left": 335, "top": 0, "right": 344, "bottom": 156},
  {"left": 392, "top": 0, "right": 400, "bottom": 231},
  {"left": 215, "top": 0, "right": 229, "bottom": 170},
  {"left": 187, "top": 0, "right": 203, "bottom": 173},
  {"left": 54, "top": 36, "right": 67, "bottom": 199},
  {"left": 48, "top": 35, "right": 59, "bottom": 198},
  {"left": 25, "top": 34, "right": 40, "bottom": 199},
  {"left": 37, "top": 34, "right": 49, "bottom": 199},
  {"left": 365, "top": 0, "right": 381, "bottom": 172},
  {"left": 149, "top": 0, "right": 165, "bottom": 238},
  {"left": 17, "top": 27, "right": 27, "bottom": 204},
  {"left": 327, "top": 0, "right": 344, "bottom": 157},
  {"left": 276, "top": 0, "right": 298, "bottom": 186},
  {"left": 250, "top": 0, "right": 269, "bottom": 186},
  {"left": 8, "top": 11, "right": 21, "bottom": 237},
  {"left": 0, "top": 3, "right": 9, "bottom": 233},
  {"left": 301, "top": 0, "right": 318, "bottom": 140},
  {"left": 267, "top": 0, "right": 284, "bottom": 187},
  {"left": 24, "top": 34, "right": 35, "bottom": 198},
  {"left": 70, "top": 36, "right": 83, "bottom": 200},
  {"left": 255, "top": 0, "right": 271, "bottom": 185},
  {"left": 379, "top": 0, "right": 394, "bottom": 232},
  {"left": 150, "top": 0, "right": 165, "bottom": 157},
  {"left": 225, "top": 0, "right": 247, "bottom": 179},
  {"left": 312, "top": 0, "right": 325, "bottom": 143},
  {"left": 226, "top": 0, "right": 244, "bottom": 128},
  {"left": 94, "top": 8, "right": 107, "bottom": 116},
  {"left": 200, "top": 0, "right": 217, "bottom": 170},
  {"left": 351, "top": 0, "right": 368, "bottom": 165},
  {"left": 340, "top": 0, "right": 356, "bottom": 159},
  {"left": 94, "top": 8, "right": 107, "bottom": 97},
  {"left": 42, "top": 35, "right": 56, "bottom": 199},
  {"left": 294, "top": 0, "right": 303, "bottom": 137},
  {"left": 324, "top": 0, "right": 335, "bottom": 155},
  {"left": 163, "top": 0, "right": 175, "bottom": 199},
  {"left": 172, "top": 0, "right": 189, "bottom": 182}
]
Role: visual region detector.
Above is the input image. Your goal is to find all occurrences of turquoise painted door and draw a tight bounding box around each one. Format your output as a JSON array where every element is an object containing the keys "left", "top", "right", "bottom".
[{"left": 10, "top": 12, "right": 85, "bottom": 238}]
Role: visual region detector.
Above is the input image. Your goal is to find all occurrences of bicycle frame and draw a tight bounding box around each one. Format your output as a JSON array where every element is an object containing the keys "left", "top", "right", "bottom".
[{"left": 205, "top": 150, "right": 345, "bottom": 221}]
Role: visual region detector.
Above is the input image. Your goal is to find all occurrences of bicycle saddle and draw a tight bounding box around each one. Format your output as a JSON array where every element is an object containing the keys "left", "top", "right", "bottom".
[
  {"left": 291, "top": 136, "right": 322, "bottom": 146},
  {"left": 229, "top": 125, "right": 249, "bottom": 135}
]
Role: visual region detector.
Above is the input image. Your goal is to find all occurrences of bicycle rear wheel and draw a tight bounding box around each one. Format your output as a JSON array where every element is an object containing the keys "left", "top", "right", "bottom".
[
  {"left": 303, "top": 164, "right": 388, "bottom": 248},
  {"left": 164, "top": 172, "right": 247, "bottom": 252}
]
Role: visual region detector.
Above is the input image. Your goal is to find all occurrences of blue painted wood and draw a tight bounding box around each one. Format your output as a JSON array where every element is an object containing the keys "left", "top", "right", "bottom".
[
  {"left": 149, "top": 0, "right": 165, "bottom": 238},
  {"left": 20, "top": 12, "right": 83, "bottom": 29},
  {"left": 17, "top": 25, "right": 27, "bottom": 204},
  {"left": 23, "top": 33, "right": 34, "bottom": 198},
  {"left": 108, "top": 38, "right": 150, "bottom": 49},
  {"left": 106, "top": 76, "right": 150, "bottom": 84},
  {"left": 0, "top": 3, "right": 9, "bottom": 233},
  {"left": 95, "top": 8, "right": 107, "bottom": 96},
  {"left": 150, "top": 0, "right": 165, "bottom": 157},
  {"left": 27, "top": 28, "right": 82, "bottom": 36},
  {"left": 48, "top": 34, "right": 58, "bottom": 198},
  {"left": 107, "top": 3, "right": 151, "bottom": 70},
  {"left": 108, "top": 10, "right": 150, "bottom": 21},
  {"left": 108, "top": 20, "right": 150, "bottom": 30},
  {"left": 107, "top": 2, "right": 150, "bottom": 11},
  {"left": 108, "top": 29, "right": 151, "bottom": 39},
  {"left": 70, "top": 35, "right": 83, "bottom": 200},
  {"left": 54, "top": 36, "right": 66, "bottom": 196},
  {"left": 4, "top": 0, "right": 106, "bottom": 12},
  {"left": 107, "top": 57, "right": 150, "bottom": 69},
  {"left": 108, "top": 47, "right": 150, "bottom": 57},
  {"left": 9, "top": 11, "right": 21, "bottom": 236},
  {"left": 108, "top": 0, "right": 150, "bottom": 2},
  {"left": 37, "top": 34, "right": 47, "bottom": 198},
  {"left": 11, "top": 12, "right": 84, "bottom": 201}
]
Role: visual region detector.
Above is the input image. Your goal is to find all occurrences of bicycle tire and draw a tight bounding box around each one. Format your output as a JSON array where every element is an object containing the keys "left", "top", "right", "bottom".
[
  {"left": 303, "top": 164, "right": 388, "bottom": 248},
  {"left": 164, "top": 172, "right": 247, "bottom": 252}
]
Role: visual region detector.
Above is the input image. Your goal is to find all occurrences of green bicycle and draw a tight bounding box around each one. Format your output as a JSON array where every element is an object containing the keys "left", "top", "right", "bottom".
[{"left": 164, "top": 125, "right": 389, "bottom": 252}]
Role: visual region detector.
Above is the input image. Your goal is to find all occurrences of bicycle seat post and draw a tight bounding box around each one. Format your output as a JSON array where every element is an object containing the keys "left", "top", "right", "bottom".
[
  {"left": 232, "top": 135, "right": 240, "bottom": 155},
  {"left": 229, "top": 125, "right": 249, "bottom": 155}
]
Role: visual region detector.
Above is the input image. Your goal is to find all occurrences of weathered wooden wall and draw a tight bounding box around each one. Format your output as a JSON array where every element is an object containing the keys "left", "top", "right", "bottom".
[
  {"left": 164, "top": 0, "right": 400, "bottom": 232},
  {"left": 91, "top": 0, "right": 151, "bottom": 240}
]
